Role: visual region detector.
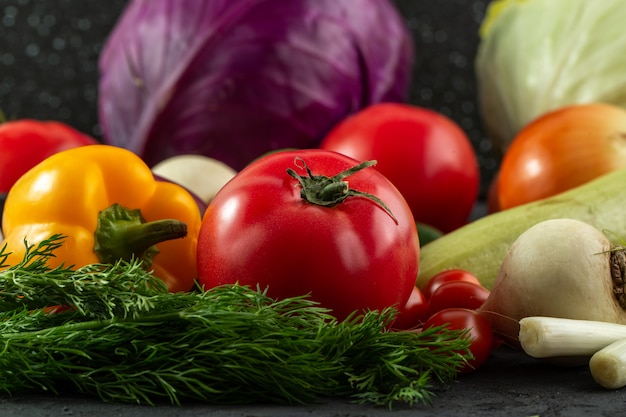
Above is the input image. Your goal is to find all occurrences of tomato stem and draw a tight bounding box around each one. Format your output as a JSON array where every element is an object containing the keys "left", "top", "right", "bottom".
[{"left": 286, "top": 158, "right": 398, "bottom": 224}]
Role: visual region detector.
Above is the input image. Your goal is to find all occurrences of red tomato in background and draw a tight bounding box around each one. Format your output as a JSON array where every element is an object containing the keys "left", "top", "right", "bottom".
[
  {"left": 0, "top": 120, "right": 98, "bottom": 193},
  {"left": 422, "top": 268, "right": 482, "bottom": 300},
  {"left": 424, "top": 308, "right": 494, "bottom": 374},
  {"left": 196, "top": 149, "right": 420, "bottom": 321},
  {"left": 320, "top": 103, "right": 480, "bottom": 233},
  {"left": 427, "top": 281, "right": 490, "bottom": 316},
  {"left": 391, "top": 286, "right": 429, "bottom": 330}
]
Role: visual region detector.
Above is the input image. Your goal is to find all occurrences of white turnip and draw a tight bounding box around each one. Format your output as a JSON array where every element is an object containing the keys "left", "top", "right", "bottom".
[{"left": 478, "top": 218, "right": 626, "bottom": 347}]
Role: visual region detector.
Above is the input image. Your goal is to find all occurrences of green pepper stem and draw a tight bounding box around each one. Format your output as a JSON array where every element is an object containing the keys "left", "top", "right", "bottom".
[
  {"left": 94, "top": 203, "right": 187, "bottom": 267},
  {"left": 286, "top": 158, "right": 398, "bottom": 224}
]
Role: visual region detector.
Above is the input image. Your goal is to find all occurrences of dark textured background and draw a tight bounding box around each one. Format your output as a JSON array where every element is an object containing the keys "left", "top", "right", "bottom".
[{"left": 0, "top": 0, "right": 497, "bottom": 196}]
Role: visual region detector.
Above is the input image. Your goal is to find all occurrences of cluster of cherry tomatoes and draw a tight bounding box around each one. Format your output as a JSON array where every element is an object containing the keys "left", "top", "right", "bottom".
[{"left": 393, "top": 269, "right": 494, "bottom": 373}]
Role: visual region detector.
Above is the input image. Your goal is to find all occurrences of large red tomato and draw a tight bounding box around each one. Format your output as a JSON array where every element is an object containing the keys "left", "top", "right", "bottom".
[
  {"left": 196, "top": 149, "right": 420, "bottom": 321},
  {"left": 320, "top": 103, "right": 479, "bottom": 233}
]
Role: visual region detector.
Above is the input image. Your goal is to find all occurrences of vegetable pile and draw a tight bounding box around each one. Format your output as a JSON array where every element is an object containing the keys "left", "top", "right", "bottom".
[
  {"left": 5, "top": 0, "right": 626, "bottom": 410},
  {"left": 0, "top": 140, "right": 480, "bottom": 406}
]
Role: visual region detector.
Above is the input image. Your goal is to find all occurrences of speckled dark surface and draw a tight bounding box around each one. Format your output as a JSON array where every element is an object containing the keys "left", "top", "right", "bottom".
[
  {"left": 0, "top": 0, "right": 499, "bottom": 195},
  {"left": 0, "top": 0, "right": 126, "bottom": 136},
  {"left": 6, "top": 1, "right": 616, "bottom": 416}
]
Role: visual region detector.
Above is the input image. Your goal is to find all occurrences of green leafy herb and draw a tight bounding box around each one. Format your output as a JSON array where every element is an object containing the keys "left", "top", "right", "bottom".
[
  {"left": 0, "top": 234, "right": 169, "bottom": 318},
  {"left": 0, "top": 235, "right": 471, "bottom": 408}
]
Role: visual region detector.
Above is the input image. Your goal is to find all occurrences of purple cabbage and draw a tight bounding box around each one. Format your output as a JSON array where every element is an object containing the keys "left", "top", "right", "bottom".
[{"left": 98, "top": 0, "right": 414, "bottom": 170}]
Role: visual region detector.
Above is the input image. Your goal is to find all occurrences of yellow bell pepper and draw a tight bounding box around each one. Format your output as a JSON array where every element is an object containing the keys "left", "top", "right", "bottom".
[{"left": 0, "top": 144, "right": 202, "bottom": 292}]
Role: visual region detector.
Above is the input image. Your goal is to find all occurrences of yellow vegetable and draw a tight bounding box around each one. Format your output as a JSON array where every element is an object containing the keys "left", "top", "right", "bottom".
[
  {"left": 1, "top": 145, "right": 201, "bottom": 293},
  {"left": 416, "top": 168, "right": 626, "bottom": 290}
]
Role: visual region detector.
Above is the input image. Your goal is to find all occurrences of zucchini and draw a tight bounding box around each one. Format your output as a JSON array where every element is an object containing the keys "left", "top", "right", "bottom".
[{"left": 416, "top": 168, "right": 626, "bottom": 290}]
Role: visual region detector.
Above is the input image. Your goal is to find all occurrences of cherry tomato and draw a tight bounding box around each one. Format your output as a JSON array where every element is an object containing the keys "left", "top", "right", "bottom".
[
  {"left": 422, "top": 269, "right": 482, "bottom": 300},
  {"left": 0, "top": 119, "right": 97, "bottom": 193},
  {"left": 320, "top": 103, "right": 480, "bottom": 233},
  {"left": 427, "top": 281, "right": 490, "bottom": 316},
  {"left": 196, "top": 149, "right": 420, "bottom": 321},
  {"left": 391, "top": 286, "right": 429, "bottom": 330},
  {"left": 424, "top": 308, "right": 494, "bottom": 373}
]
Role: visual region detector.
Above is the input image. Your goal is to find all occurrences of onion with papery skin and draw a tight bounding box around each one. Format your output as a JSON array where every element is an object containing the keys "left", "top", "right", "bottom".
[
  {"left": 98, "top": 0, "right": 413, "bottom": 170},
  {"left": 478, "top": 218, "right": 626, "bottom": 348},
  {"left": 497, "top": 103, "right": 626, "bottom": 210}
]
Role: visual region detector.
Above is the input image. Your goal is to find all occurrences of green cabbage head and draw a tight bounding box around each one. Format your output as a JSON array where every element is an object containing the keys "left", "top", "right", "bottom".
[{"left": 476, "top": 0, "right": 626, "bottom": 151}]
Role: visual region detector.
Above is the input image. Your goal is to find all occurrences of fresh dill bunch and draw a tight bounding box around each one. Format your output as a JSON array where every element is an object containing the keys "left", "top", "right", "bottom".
[
  {"left": 0, "top": 235, "right": 472, "bottom": 408},
  {"left": 0, "top": 285, "right": 470, "bottom": 408},
  {"left": 0, "top": 234, "right": 169, "bottom": 319}
]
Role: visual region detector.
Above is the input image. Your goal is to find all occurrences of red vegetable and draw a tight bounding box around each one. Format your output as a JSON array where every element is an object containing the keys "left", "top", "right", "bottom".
[
  {"left": 391, "top": 286, "right": 429, "bottom": 330},
  {"left": 422, "top": 268, "right": 482, "bottom": 300},
  {"left": 196, "top": 149, "right": 420, "bottom": 321},
  {"left": 0, "top": 120, "right": 97, "bottom": 193},
  {"left": 320, "top": 103, "right": 480, "bottom": 233},
  {"left": 98, "top": 0, "right": 414, "bottom": 170},
  {"left": 427, "top": 281, "right": 490, "bottom": 316},
  {"left": 424, "top": 308, "right": 494, "bottom": 374}
]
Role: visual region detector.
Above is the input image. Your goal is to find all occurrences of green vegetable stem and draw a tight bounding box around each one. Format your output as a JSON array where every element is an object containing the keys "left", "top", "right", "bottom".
[
  {"left": 287, "top": 158, "right": 398, "bottom": 223},
  {"left": 0, "top": 236, "right": 471, "bottom": 408}
]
